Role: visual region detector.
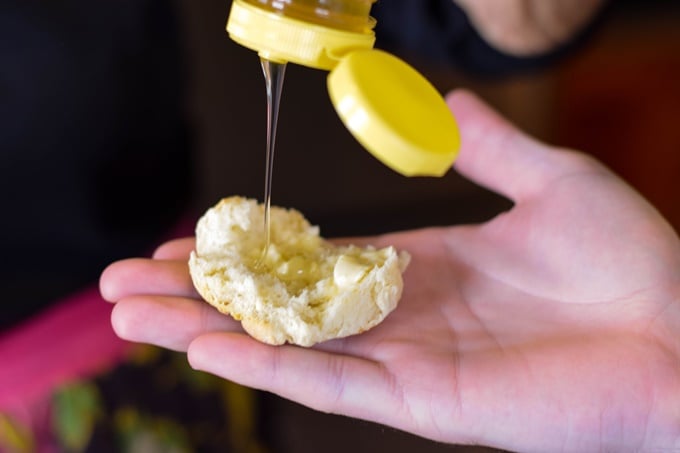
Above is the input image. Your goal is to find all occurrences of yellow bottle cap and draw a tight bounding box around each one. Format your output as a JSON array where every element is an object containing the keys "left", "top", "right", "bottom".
[
  {"left": 328, "top": 49, "right": 460, "bottom": 177},
  {"left": 226, "top": 0, "right": 375, "bottom": 70}
]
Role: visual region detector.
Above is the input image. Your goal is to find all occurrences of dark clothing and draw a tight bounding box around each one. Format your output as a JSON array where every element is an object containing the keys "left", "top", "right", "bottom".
[{"left": 373, "top": 0, "right": 606, "bottom": 77}]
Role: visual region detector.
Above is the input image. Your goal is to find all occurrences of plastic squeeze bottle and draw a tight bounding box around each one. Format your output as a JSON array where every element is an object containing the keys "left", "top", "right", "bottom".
[{"left": 226, "top": 0, "right": 460, "bottom": 177}]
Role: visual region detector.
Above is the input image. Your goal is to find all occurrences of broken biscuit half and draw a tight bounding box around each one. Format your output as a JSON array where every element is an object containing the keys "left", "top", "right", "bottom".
[{"left": 188, "top": 197, "right": 410, "bottom": 347}]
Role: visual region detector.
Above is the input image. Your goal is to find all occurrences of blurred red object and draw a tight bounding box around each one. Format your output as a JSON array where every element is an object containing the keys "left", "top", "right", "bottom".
[{"left": 556, "top": 13, "right": 680, "bottom": 229}]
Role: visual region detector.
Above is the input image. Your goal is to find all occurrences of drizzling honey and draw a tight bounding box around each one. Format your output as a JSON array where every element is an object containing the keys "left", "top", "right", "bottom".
[{"left": 256, "top": 58, "right": 286, "bottom": 268}]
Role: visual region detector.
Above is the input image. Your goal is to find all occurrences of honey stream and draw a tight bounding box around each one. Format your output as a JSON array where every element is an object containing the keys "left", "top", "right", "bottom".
[{"left": 257, "top": 58, "right": 287, "bottom": 268}]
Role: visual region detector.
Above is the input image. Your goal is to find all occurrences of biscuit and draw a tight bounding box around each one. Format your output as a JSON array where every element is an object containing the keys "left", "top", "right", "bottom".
[{"left": 188, "top": 197, "right": 410, "bottom": 347}]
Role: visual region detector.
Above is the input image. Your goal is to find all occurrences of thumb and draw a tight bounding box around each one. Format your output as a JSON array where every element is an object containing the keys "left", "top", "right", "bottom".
[{"left": 446, "top": 89, "right": 560, "bottom": 202}]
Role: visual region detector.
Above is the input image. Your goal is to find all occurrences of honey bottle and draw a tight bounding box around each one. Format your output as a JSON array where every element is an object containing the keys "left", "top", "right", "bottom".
[{"left": 227, "top": 0, "right": 460, "bottom": 176}]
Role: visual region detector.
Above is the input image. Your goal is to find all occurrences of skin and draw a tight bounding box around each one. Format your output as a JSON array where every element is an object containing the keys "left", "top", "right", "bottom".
[
  {"left": 453, "top": 0, "right": 608, "bottom": 56},
  {"left": 100, "top": 90, "right": 680, "bottom": 452}
]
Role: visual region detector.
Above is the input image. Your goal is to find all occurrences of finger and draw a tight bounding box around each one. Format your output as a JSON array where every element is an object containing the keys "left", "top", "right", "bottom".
[
  {"left": 100, "top": 258, "right": 198, "bottom": 302},
  {"left": 446, "top": 89, "right": 561, "bottom": 202},
  {"left": 153, "top": 237, "right": 195, "bottom": 260},
  {"left": 188, "top": 333, "right": 408, "bottom": 427},
  {"left": 111, "top": 296, "right": 240, "bottom": 351}
]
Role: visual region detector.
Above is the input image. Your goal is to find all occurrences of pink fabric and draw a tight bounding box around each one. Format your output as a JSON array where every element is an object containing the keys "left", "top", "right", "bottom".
[
  {"left": 0, "top": 215, "right": 196, "bottom": 426},
  {"left": 0, "top": 286, "right": 131, "bottom": 413}
]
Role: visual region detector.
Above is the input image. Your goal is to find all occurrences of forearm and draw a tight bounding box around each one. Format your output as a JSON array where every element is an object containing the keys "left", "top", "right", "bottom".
[{"left": 453, "top": 0, "right": 608, "bottom": 56}]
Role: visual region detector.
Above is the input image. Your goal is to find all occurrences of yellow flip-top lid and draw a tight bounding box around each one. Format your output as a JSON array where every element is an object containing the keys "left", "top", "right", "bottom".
[{"left": 328, "top": 50, "right": 460, "bottom": 176}]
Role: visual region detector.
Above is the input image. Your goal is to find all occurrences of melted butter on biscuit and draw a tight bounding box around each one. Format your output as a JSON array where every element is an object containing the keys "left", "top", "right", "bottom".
[
  {"left": 334, "top": 255, "right": 372, "bottom": 288},
  {"left": 248, "top": 236, "right": 388, "bottom": 296}
]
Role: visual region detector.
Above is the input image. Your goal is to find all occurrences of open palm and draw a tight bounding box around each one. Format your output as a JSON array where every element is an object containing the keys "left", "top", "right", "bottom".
[{"left": 100, "top": 91, "right": 680, "bottom": 452}]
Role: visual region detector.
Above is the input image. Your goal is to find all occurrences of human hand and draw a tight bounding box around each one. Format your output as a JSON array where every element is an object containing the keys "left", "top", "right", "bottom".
[
  {"left": 100, "top": 90, "right": 680, "bottom": 452},
  {"left": 453, "top": 0, "right": 607, "bottom": 56}
]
